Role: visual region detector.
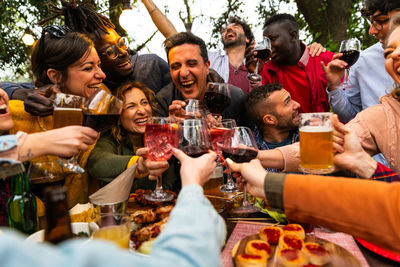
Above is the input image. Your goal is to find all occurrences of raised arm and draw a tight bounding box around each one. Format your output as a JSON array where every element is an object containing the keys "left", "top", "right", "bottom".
[{"left": 141, "top": 0, "right": 178, "bottom": 38}]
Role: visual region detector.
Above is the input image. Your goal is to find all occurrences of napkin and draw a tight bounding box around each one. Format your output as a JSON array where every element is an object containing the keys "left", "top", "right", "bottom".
[{"left": 89, "top": 163, "right": 137, "bottom": 205}]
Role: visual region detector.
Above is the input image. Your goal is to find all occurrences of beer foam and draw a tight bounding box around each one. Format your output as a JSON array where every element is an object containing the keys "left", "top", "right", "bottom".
[{"left": 299, "top": 126, "right": 332, "bottom": 132}]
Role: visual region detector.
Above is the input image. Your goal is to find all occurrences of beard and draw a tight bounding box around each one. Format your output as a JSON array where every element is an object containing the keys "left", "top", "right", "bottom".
[{"left": 223, "top": 33, "right": 247, "bottom": 49}]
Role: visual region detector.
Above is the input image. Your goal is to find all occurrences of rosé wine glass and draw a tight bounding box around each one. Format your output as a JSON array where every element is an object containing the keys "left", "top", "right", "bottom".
[{"left": 144, "top": 117, "right": 178, "bottom": 202}]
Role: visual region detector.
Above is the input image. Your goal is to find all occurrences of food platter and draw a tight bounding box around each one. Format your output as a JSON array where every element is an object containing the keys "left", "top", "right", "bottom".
[
  {"left": 356, "top": 237, "right": 400, "bottom": 263},
  {"left": 232, "top": 233, "right": 361, "bottom": 266}
]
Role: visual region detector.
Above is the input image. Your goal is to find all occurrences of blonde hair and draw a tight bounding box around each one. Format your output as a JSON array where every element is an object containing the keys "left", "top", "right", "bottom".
[{"left": 111, "top": 81, "right": 158, "bottom": 147}]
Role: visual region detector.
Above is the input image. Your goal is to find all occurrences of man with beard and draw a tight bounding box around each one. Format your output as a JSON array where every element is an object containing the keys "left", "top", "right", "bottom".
[
  {"left": 248, "top": 14, "right": 334, "bottom": 113},
  {"left": 156, "top": 32, "right": 247, "bottom": 126},
  {"left": 207, "top": 17, "right": 254, "bottom": 94},
  {"left": 246, "top": 83, "right": 300, "bottom": 172}
]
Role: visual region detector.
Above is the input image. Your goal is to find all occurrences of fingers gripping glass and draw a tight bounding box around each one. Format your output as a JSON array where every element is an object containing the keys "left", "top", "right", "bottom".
[{"left": 101, "top": 37, "right": 129, "bottom": 59}]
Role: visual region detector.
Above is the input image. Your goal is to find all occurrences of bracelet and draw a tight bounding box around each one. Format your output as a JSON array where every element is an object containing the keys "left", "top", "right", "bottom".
[{"left": 149, "top": 7, "right": 157, "bottom": 14}]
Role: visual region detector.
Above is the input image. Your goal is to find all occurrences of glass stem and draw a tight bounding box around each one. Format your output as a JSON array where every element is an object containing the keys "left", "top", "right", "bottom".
[
  {"left": 242, "top": 182, "right": 250, "bottom": 207},
  {"left": 226, "top": 167, "right": 235, "bottom": 188},
  {"left": 156, "top": 176, "right": 163, "bottom": 191},
  {"left": 342, "top": 68, "right": 349, "bottom": 86},
  {"left": 69, "top": 154, "right": 79, "bottom": 163},
  {"left": 254, "top": 60, "right": 259, "bottom": 75}
]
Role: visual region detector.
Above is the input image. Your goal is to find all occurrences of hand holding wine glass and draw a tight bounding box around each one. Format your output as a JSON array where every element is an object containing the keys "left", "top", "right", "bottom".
[
  {"left": 247, "top": 36, "right": 271, "bottom": 85},
  {"left": 144, "top": 117, "right": 178, "bottom": 202},
  {"left": 338, "top": 38, "right": 360, "bottom": 88},
  {"left": 222, "top": 127, "right": 260, "bottom": 213}
]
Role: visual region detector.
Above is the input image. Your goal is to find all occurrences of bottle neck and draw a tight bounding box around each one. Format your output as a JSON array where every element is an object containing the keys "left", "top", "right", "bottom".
[{"left": 10, "top": 172, "right": 30, "bottom": 195}]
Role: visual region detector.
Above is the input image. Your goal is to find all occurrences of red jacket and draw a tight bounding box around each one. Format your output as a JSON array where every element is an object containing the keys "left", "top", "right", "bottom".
[{"left": 260, "top": 44, "right": 334, "bottom": 112}]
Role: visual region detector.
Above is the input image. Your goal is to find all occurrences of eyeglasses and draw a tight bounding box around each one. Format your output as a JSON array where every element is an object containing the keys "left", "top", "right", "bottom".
[
  {"left": 100, "top": 37, "right": 129, "bottom": 59},
  {"left": 366, "top": 17, "right": 390, "bottom": 31},
  {"left": 42, "top": 25, "right": 72, "bottom": 38}
]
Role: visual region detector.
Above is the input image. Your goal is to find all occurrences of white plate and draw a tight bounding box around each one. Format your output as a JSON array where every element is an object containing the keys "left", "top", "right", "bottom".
[{"left": 25, "top": 222, "right": 90, "bottom": 242}]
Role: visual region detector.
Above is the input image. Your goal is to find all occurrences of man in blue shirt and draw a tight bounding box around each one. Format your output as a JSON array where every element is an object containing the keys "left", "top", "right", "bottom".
[
  {"left": 246, "top": 84, "right": 300, "bottom": 172},
  {"left": 325, "top": 0, "right": 400, "bottom": 123}
]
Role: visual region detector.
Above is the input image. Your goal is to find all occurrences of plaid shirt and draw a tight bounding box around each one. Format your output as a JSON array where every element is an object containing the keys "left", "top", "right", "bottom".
[
  {"left": 371, "top": 163, "right": 400, "bottom": 183},
  {"left": 253, "top": 125, "right": 299, "bottom": 173},
  {"left": 0, "top": 177, "right": 11, "bottom": 226}
]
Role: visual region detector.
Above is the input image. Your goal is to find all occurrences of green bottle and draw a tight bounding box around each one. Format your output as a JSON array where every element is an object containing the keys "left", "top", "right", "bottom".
[{"left": 6, "top": 161, "right": 38, "bottom": 234}]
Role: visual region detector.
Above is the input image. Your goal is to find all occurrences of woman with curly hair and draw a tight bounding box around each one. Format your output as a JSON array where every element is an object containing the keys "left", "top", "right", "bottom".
[{"left": 86, "top": 81, "right": 180, "bottom": 192}]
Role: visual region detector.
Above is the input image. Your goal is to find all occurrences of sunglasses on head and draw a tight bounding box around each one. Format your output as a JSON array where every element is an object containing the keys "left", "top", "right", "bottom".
[{"left": 42, "top": 25, "right": 72, "bottom": 38}]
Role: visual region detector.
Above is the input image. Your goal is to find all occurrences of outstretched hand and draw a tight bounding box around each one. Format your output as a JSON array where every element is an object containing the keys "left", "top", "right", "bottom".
[
  {"left": 226, "top": 158, "right": 267, "bottom": 199},
  {"left": 332, "top": 115, "right": 377, "bottom": 178},
  {"left": 174, "top": 148, "right": 217, "bottom": 187}
]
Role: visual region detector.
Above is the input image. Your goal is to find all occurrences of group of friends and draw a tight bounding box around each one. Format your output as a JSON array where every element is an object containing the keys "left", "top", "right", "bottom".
[{"left": 1, "top": 0, "right": 400, "bottom": 265}]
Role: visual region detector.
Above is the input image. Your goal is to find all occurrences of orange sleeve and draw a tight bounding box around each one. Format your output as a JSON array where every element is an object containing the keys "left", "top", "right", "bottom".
[{"left": 283, "top": 174, "right": 400, "bottom": 253}]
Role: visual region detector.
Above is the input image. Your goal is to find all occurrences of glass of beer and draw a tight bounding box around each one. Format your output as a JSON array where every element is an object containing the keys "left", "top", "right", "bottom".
[
  {"left": 298, "top": 112, "right": 334, "bottom": 174},
  {"left": 92, "top": 213, "right": 131, "bottom": 249},
  {"left": 53, "top": 93, "right": 85, "bottom": 173}
]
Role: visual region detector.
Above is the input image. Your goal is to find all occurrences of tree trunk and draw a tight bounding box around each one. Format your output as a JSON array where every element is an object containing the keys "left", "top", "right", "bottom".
[{"left": 294, "top": 0, "right": 354, "bottom": 47}]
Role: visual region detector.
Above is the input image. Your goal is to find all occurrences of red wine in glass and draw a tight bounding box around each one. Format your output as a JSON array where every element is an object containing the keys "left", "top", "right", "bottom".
[
  {"left": 83, "top": 113, "right": 120, "bottom": 132},
  {"left": 254, "top": 48, "right": 271, "bottom": 60},
  {"left": 203, "top": 91, "right": 232, "bottom": 115},
  {"left": 340, "top": 50, "right": 360, "bottom": 68},
  {"left": 222, "top": 148, "right": 258, "bottom": 163},
  {"left": 181, "top": 146, "right": 209, "bottom": 158},
  {"left": 145, "top": 123, "right": 178, "bottom": 161}
]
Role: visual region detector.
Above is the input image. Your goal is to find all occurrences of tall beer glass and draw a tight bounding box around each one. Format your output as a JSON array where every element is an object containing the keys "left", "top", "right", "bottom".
[
  {"left": 53, "top": 93, "right": 85, "bottom": 173},
  {"left": 298, "top": 112, "right": 334, "bottom": 174}
]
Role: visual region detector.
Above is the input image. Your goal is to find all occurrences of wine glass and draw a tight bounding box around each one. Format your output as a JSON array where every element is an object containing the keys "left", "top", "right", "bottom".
[
  {"left": 53, "top": 93, "right": 85, "bottom": 173},
  {"left": 223, "top": 127, "right": 260, "bottom": 213},
  {"left": 144, "top": 117, "right": 179, "bottom": 202},
  {"left": 183, "top": 99, "right": 206, "bottom": 119},
  {"left": 203, "top": 82, "right": 232, "bottom": 118},
  {"left": 247, "top": 36, "right": 271, "bottom": 84},
  {"left": 179, "top": 119, "right": 211, "bottom": 157},
  {"left": 338, "top": 38, "right": 360, "bottom": 88},
  {"left": 82, "top": 89, "right": 123, "bottom": 132}
]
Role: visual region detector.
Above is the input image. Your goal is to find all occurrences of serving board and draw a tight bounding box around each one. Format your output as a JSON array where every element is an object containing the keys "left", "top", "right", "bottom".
[{"left": 232, "top": 233, "right": 361, "bottom": 266}]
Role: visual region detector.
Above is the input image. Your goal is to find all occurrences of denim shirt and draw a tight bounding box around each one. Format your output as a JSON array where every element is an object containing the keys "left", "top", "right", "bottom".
[
  {"left": 0, "top": 185, "right": 226, "bottom": 267},
  {"left": 327, "top": 43, "right": 394, "bottom": 123}
]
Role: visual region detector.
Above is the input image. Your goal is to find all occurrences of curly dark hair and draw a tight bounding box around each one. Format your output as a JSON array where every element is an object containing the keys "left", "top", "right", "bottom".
[
  {"left": 361, "top": 0, "right": 400, "bottom": 18},
  {"left": 246, "top": 83, "right": 283, "bottom": 128},
  {"left": 39, "top": 0, "right": 115, "bottom": 42},
  {"left": 226, "top": 17, "right": 254, "bottom": 45},
  {"left": 112, "top": 81, "right": 158, "bottom": 147}
]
